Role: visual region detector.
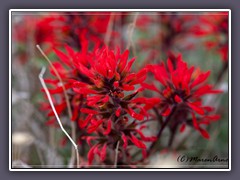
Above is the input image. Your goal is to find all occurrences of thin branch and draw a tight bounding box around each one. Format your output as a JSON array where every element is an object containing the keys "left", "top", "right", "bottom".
[
  {"left": 114, "top": 141, "right": 120, "bottom": 168},
  {"left": 39, "top": 67, "right": 80, "bottom": 168},
  {"left": 153, "top": 107, "right": 163, "bottom": 125},
  {"left": 146, "top": 105, "right": 177, "bottom": 158},
  {"left": 36, "top": 45, "right": 79, "bottom": 168},
  {"left": 167, "top": 125, "right": 178, "bottom": 149},
  {"left": 137, "top": 118, "right": 156, "bottom": 126},
  {"left": 216, "top": 61, "right": 228, "bottom": 86}
]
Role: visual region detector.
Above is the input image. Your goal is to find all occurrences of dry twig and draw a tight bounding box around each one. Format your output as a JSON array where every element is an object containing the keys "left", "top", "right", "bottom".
[
  {"left": 36, "top": 45, "right": 79, "bottom": 167},
  {"left": 114, "top": 141, "right": 120, "bottom": 168},
  {"left": 38, "top": 66, "right": 80, "bottom": 168}
]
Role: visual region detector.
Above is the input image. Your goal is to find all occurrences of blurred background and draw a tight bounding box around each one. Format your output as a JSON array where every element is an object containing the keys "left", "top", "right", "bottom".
[{"left": 11, "top": 11, "right": 229, "bottom": 168}]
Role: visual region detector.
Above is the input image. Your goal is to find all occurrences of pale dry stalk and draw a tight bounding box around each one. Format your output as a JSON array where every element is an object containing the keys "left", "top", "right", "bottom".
[{"left": 37, "top": 45, "right": 80, "bottom": 168}]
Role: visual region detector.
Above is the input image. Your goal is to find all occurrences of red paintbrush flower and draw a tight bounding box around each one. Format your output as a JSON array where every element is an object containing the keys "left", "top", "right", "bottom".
[
  {"left": 68, "top": 43, "right": 153, "bottom": 120},
  {"left": 143, "top": 53, "right": 222, "bottom": 139},
  {"left": 41, "top": 35, "right": 159, "bottom": 165},
  {"left": 67, "top": 44, "right": 159, "bottom": 164}
]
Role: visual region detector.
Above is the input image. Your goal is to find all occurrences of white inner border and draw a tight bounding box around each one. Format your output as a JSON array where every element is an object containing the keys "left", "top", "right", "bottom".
[{"left": 9, "top": 9, "right": 231, "bottom": 172}]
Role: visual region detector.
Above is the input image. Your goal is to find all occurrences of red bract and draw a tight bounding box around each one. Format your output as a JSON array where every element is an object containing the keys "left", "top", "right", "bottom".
[{"left": 144, "top": 53, "right": 222, "bottom": 139}]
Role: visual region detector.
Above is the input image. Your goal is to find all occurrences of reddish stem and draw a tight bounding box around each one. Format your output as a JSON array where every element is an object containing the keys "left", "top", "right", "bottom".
[{"left": 146, "top": 105, "right": 177, "bottom": 158}]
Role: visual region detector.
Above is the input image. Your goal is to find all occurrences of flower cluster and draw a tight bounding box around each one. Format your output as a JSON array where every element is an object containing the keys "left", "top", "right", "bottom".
[
  {"left": 42, "top": 42, "right": 222, "bottom": 165},
  {"left": 31, "top": 12, "right": 227, "bottom": 167},
  {"left": 42, "top": 36, "right": 161, "bottom": 165},
  {"left": 70, "top": 45, "right": 161, "bottom": 164},
  {"left": 144, "top": 53, "right": 222, "bottom": 139}
]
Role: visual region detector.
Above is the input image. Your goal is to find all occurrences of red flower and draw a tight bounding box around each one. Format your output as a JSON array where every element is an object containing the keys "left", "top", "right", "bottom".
[
  {"left": 69, "top": 45, "right": 159, "bottom": 163},
  {"left": 67, "top": 44, "right": 152, "bottom": 121},
  {"left": 42, "top": 35, "right": 159, "bottom": 164},
  {"left": 144, "top": 53, "right": 222, "bottom": 138}
]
